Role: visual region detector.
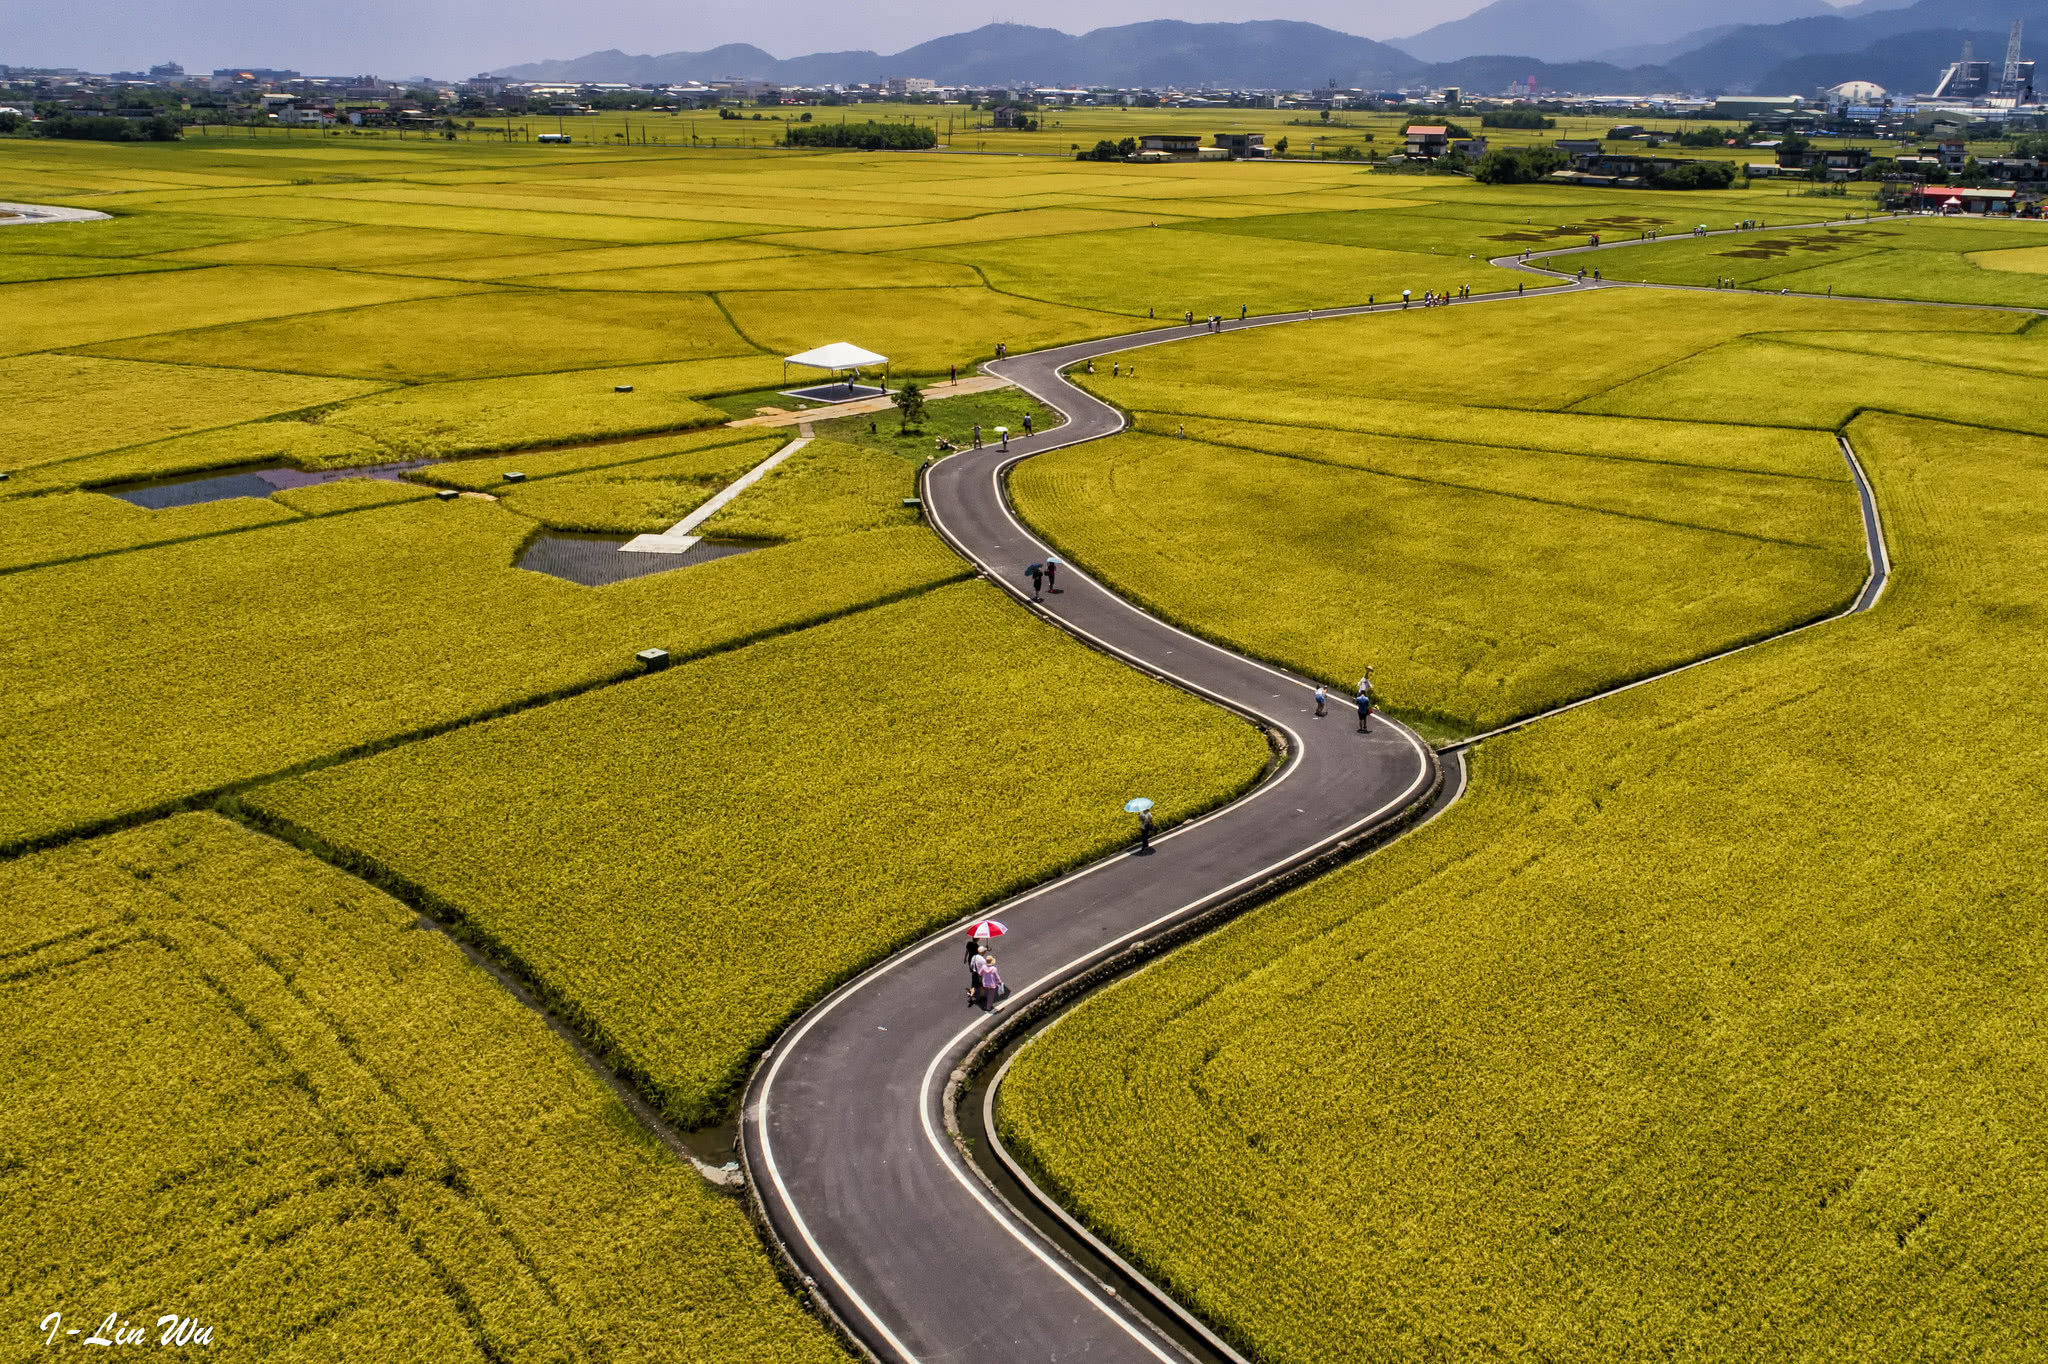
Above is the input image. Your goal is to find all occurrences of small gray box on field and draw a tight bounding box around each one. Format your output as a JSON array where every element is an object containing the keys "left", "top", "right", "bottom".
[
  {"left": 614, "top": 385, "right": 634, "bottom": 393},
  {"left": 436, "top": 489, "right": 459, "bottom": 501},
  {"left": 636, "top": 648, "right": 670, "bottom": 672},
  {"left": 502, "top": 471, "right": 526, "bottom": 483}
]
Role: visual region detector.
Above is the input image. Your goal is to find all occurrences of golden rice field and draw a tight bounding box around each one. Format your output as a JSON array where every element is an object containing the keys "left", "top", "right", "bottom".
[
  {"left": 5, "top": 127, "right": 2042, "bottom": 1361},
  {"left": 1, "top": 813, "right": 841, "bottom": 1363},
  {"left": 1013, "top": 288, "right": 2029, "bottom": 733},
  {"left": 1001, "top": 408, "right": 2048, "bottom": 1359}
]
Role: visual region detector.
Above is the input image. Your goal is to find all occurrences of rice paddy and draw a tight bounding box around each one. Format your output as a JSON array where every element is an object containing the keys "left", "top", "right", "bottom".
[{"left": 7, "top": 126, "right": 2043, "bottom": 1361}]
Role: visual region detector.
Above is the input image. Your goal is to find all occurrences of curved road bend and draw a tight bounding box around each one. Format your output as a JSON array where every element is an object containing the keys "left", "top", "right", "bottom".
[
  {"left": 743, "top": 253, "right": 1918, "bottom": 1362},
  {"left": 742, "top": 316, "right": 1439, "bottom": 1364}
]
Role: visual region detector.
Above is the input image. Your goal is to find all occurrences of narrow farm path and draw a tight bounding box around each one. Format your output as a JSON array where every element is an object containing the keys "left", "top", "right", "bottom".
[{"left": 743, "top": 254, "right": 1902, "bottom": 1364}]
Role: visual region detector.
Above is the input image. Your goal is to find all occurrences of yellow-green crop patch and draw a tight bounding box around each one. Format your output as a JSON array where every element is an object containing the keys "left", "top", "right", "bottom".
[
  {"left": 752, "top": 206, "right": 1191, "bottom": 253},
  {"left": 0, "top": 355, "right": 387, "bottom": 474},
  {"left": 514, "top": 252, "right": 982, "bottom": 292},
  {"left": 245, "top": 581, "right": 1268, "bottom": 1125},
  {"left": 915, "top": 226, "right": 1540, "bottom": 317},
  {"left": 426, "top": 427, "right": 778, "bottom": 492},
  {"left": 1757, "top": 327, "right": 2048, "bottom": 380},
  {"left": 86, "top": 288, "right": 756, "bottom": 382},
  {"left": 1588, "top": 217, "right": 2048, "bottom": 307},
  {"left": 0, "top": 211, "right": 324, "bottom": 257},
  {"left": 148, "top": 193, "right": 770, "bottom": 243},
  {"left": 0, "top": 253, "right": 196, "bottom": 284},
  {"left": 157, "top": 223, "right": 601, "bottom": 268},
  {"left": 2, "top": 813, "right": 840, "bottom": 1363},
  {"left": 1012, "top": 429, "right": 1863, "bottom": 733},
  {"left": 490, "top": 436, "right": 786, "bottom": 534},
  {"left": 1577, "top": 336, "right": 2048, "bottom": 433},
  {"left": 314, "top": 355, "right": 783, "bottom": 456},
  {"left": 700, "top": 438, "right": 918, "bottom": 541},
  {"left": 720, "top": 285, "right": 1123, "bottom": 373},
  {"left": 0, "top": 490, "right": 298, "bottom": 572},
  {"left": 0, "top": 501, "right": 963, "bottom": 850},
  {"left": 999, "top": 412, "right": 2048, "bottom": 1361},
  {"left": 0, "top": 263, "right": 481, "bottom": 356}
]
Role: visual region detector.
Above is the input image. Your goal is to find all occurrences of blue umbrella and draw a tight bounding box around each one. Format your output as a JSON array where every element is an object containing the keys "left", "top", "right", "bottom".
[{"left": 1124, "top": 797, "right": 1154, "bottom": 813}]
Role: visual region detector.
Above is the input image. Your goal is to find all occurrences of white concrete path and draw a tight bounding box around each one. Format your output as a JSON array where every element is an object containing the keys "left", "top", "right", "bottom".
[
  {"left": 619, "top": 435, "right": 809, "bottom": 554},
  {"left": 0, "top": 203, "right": 112, "bottom": 226}
]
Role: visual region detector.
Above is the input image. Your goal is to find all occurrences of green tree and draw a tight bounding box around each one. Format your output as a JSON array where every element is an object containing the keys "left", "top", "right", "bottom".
[
  {"left": 1474, "top": 146, "right": 1567, "bottom": 184},
  {"left": 891, "top": 381, "right": 926, "bottom": 432},
  {"left": 1274, "top": 136, "right": 1288, "bottom": 155}
]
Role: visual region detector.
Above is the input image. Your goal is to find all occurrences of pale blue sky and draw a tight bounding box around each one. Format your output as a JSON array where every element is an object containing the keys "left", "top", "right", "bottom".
[
  {"left": 10, "top": 0, "right": 1856, "bottom": 81},
  {"left": 15, "top": 1, "right": 1504, "bottom": 78}
]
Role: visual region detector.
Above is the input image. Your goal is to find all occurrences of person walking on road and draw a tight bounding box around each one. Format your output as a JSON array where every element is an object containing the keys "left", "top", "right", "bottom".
[
  {"left": 1239, "top": 303, "right": 1247, "bottom": 321},
  {"left": 1136, "top": 807, "right": 1155, "bottom": 855},
  {"left": 966, "top": 940, "right": 988, "bottom": 1009},
  {"left": 1022, "top": 412, "right": 1033, "bottom": 436},
  {"left": 1044, "top": 556, "right": 1060, "bottom": 593},
  {"left": 1356, "top": 667, "right": 1377, "bottom": 734},
  {"left": 1314, "top": 685, "right": 1327, "bottom": 717},
  {"left": 976, "top": 952, "right": 1004, "bottom": 1012},
  {"left": 1025, "top": 562, "right": 1044, "bottom": 600},
  {"left": 972, "top": 422, "right": 982, "bottom": 449}
]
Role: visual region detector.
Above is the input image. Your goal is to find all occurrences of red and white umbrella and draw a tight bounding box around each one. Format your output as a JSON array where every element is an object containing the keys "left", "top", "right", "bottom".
[{"left": 966, "top": 920, "right": 1008, "bottom": 940}]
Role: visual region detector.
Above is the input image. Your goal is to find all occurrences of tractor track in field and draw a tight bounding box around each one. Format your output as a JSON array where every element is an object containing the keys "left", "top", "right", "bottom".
[{"left": 738, "top": 239, "right": 1901, "bottom": 1363}]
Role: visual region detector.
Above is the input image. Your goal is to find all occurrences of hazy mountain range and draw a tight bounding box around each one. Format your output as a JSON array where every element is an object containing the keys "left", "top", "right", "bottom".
[{"left": 495, "top": 0, "right": 2048, "bottom": 95}]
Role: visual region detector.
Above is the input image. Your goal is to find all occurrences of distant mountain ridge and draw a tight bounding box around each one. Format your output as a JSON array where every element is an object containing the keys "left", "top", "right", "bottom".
[
  {"left": 497, "top": 3, "right": 2043, "bottom": 97},
  {"left": 494, "top": 21, "right": 1425, "bottom": 90},
  {"left": 1394, "top": 0, "right": 1832, "bottom": 66},
  {"left": 1662, "top": 0, "right": 2048, "bottom": 92}
]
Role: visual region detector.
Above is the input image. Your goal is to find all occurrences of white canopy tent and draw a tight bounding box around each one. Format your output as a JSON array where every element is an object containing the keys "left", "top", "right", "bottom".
[{"left": 783, "top": 342, "right": 889, "bottom": 391}]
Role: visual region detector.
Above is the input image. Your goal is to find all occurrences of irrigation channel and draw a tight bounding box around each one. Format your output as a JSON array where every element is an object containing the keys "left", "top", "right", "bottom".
[{"left": 740, "top": 238, "right": 1901, "bottom": 1363}]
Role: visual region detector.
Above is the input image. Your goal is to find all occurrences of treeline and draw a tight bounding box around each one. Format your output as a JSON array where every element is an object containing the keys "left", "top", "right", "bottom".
[
  {"left": 1475, "top": 145, "right": 1736, "bottom": 189},
  {"left": 785, "top": 121, "right": 937, "bottom": 150},
  {"left": 1480, "top": 109, "right": 1554, "bottom": 129},
  {"left": 19, "top": 113, "right": 180, "bottom": 142}
]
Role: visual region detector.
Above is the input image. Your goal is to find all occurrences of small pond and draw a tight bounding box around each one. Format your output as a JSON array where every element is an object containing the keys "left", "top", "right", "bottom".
[
  {"left": 100, "top": 460, "right": 433, "bottom": 510},
  {"left": 516, "top": 533, "right": 757, "bottom": 587}
]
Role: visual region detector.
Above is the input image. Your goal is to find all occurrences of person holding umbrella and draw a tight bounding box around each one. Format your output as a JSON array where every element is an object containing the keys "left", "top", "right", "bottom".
[
  {"left": 966, "top": 939, "right": 988, "bottom": 1009},
  {"left": 965, "top": 921, "right": 1007, "bottom": 1007},
  {"left": 1126, "top": 797, "right": 1155, "bottom": 855},
  {"left": 1044, "top": 556, "right": 1060, "bottom": 594},
  {"left": 1025, "top": 562, "right": 1044, "bottom": 600},
  {"left": 977, "top": 951, "right": 1005, "bottom": 1012}
]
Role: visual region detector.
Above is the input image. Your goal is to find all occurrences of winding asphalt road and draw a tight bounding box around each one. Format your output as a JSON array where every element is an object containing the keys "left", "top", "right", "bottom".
[
  {"left": 742, "top": 315, "right": 1442, "bottom": 1364},
  {"left": 741, "top": 230, "right": 1909, "bottom": 1362}
]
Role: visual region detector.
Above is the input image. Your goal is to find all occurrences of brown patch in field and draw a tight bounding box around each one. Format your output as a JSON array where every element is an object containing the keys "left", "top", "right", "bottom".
[{"left": 1713, "top": 230, "right": 1896, "bottom": 260}]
